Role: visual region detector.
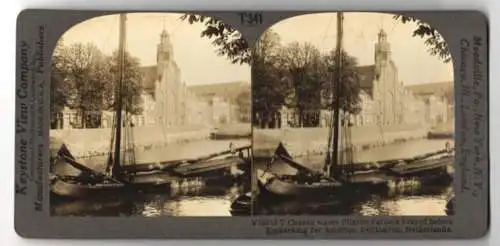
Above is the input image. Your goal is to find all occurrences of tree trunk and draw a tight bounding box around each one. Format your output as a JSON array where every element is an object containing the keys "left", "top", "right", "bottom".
[
  {"left": 277, "top": 112, "right": 282, "bottom": 128},
  {"left": 253, "top": 111, "right": 258, "bottom": 127},
  {"left": 80, "top": 109, "right": 85, "bottom": 129},
  {"left": 257, "top": 112, "right": 264, "bottom": 129},
  {"left": 298, "top": 109, "right": 303, "bottom": 128},
  {"left": 264, "top": 111, "right": 270, "bottom": 129},
  {"left": 97, "top": 114, "right": 102, "bottom": 128}
]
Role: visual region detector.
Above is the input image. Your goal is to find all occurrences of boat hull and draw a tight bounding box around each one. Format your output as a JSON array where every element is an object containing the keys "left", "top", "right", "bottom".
[
  {"left": 445, "top": 196, "right": 455, "bottom": 215},
  {"left": 389, "top": 155, "right": 454, "bottom": 177},
  {"left": 256, "top": 169, "right": 342, "bottom": 198},
  {"left": 51, "top": 176, "right": 126, "bottom": 199},
  {"left": 230, "top": 192, "right": 252, "bottom": 216}
]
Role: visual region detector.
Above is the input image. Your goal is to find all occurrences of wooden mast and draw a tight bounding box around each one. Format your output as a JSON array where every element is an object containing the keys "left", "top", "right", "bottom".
[
  {"left": 112, "top": 13, "right": 127, "bottom": 178},
  {"left": 329, "top": 12, "right": 344, "bottom": 178}
]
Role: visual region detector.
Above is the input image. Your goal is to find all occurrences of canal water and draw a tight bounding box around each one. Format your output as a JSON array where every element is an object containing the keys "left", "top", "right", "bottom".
[
  {"left": 253, "top": 139, "right": 454, "bottom": 216},
  {"left": 51, "top": 138, "right": 453, "bottom": 217},
  {"left": 51, "top": 139, "right": 251, "bottom": 217}
]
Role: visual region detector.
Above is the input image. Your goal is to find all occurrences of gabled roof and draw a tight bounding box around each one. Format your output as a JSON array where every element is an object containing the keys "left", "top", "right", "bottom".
[
  {"left": 140, "top": 65, "right": 157, "bottom": 96},
  {"left": 356, "top": 65, "right": 377, "bottom": 97}
]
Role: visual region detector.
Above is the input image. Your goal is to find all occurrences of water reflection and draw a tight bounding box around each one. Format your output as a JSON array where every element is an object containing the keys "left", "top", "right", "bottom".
[
  {"left": 51, "top": 184, "right": 245, "bottom": 217},
  {"left": 355, "top": 185, "right": 452, "bottom": 216},
  {"left": 162, "top": 197, "right": 232, "bottom": 217},
  {"left": 254, "top": 184, "right": 451, "bottom": 216},
  {"left": 377, "top": 197, "right": 447, "bottom": 216}
]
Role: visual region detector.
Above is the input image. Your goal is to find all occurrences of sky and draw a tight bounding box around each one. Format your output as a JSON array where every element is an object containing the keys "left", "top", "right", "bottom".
[
  {"left": 60, "top": 13, "right": 250, "bottom": 86},
  {"left": 269, "top": 12, "right": 454, "bottom": 85},
  {"left": 60, "top": 12, "right": 453, "bottom": 86}
]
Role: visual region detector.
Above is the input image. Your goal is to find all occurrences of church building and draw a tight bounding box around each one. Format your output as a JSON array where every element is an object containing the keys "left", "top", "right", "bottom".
[
  {"left": 139, "top": 29, "right": 196, "bottom": 127},
  {"left": 352, "top": 29, "right": 405, "bottom": 126},
  {"left": 278, "top": 29, "right": 450, "bottom": 129},
  {"left": 137, "top": 29, "right": 247, "bottom": 128}
]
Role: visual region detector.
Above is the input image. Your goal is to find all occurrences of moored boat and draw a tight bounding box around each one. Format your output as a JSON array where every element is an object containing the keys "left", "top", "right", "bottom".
[
  {"left": 256, "top": 168, "right": 342, "bottom": 197},
  {"left": 389, "top": 154, "right": 454, "bottom": 177},
  {"left": 51, "top": 143, "right": 251, "bottom": 199},
  {"left": 256, "top": 140, "right": 455, "bottom": 199},
  {"left": 51, "top": 174, "right": 126, "bottom": 199},
  {"left": 427, "top": 131, "right": 454, "bottom": 139},
  {"left": 445, "top": 195, "right": 455, "bottom": 215}
]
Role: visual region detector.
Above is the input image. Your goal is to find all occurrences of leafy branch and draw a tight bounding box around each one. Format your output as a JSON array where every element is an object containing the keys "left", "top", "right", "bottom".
[
  {"left": 180, "top": 14, "right": 251, "bottom": 64},
  {"left": 393, "top": 15, "right": 451, "bottom": 63}
]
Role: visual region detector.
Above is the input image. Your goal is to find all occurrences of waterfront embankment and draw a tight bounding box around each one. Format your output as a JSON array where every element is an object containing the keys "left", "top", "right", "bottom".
[
  {"left": 253, "top": 124, "right": 438, "bottom": 158},
  {"left": 50, "top": 123, "right": 250, "bottom": 159}
]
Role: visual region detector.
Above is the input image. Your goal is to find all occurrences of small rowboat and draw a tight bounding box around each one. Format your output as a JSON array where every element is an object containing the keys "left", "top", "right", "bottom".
[
  {"left": 230, "top": 192, "right": 252, "bottom": 216},
  {"left": 445, "top": 195, "right": 455, "bottom": 215}
]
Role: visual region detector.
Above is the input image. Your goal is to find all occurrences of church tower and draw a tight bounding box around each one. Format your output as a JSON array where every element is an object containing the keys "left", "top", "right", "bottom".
[
  {"left": 373, "top": 29, "right": 402, "bottom": 125},
  {"left": 154, "top": 29, "right": 174, "bottom": 125},
  {"left": 373, "top": 29, "right": 392, "bottom": 125},
  {"left": 157, "top": 29, "right": 173, "bottom": 79},
  {"left": 374, "top": 29, "right": 391, "bottom": 66},
  {"left": 153, "top": 28, "right": 184, "bottom": 127}
]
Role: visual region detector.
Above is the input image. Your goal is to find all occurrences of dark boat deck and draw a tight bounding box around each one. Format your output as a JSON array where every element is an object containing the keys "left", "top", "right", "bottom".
[
  {"left": 346, "top": 172, "right": 393, "bottom": 185},
  {"left": 172, "top": 157, "right": 244, "bottom": 177},
  {"left": 389, "top": 156, "right": 452, "bottom": 175},
  {"left": 343, "top": 156, "right": 452, "bottom": 186}
]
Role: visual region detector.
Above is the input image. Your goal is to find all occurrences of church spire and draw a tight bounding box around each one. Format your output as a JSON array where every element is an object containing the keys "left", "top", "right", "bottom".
[
  {"left": 157, "top": 27, "right": 173, "bottom": 65},
  {"left": 374, "top": 28, "right": 391, "bottom": 80},
  {"left": 375, "top": 28, "right": 390, "bottom": 59},
  {"left": 378, "top": 29, "right": 387, "bottom": 43},
  {"left": 160, "top": 29, "right": 169, "bottom": 45}
]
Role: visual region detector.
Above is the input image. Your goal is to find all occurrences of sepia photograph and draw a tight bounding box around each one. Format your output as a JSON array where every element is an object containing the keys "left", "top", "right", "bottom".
[
  {"left": 251, "top": 12, "right": 455, "bottom": 216},
  {"left": 49, "top": 13, "right": 252, "bottom": 217}
]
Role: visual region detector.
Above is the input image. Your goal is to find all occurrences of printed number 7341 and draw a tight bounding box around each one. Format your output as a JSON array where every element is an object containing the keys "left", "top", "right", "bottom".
[{"left": 238, "top": 12, "right": 263, "bottom": 26}]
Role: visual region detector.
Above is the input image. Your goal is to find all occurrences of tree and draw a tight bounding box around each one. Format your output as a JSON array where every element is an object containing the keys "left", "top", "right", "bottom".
[
  {"left": 181, "top": 14, "right": 362, "bottom": 127},
  {"left": 50, "top": 38, "right": 71, "bottom": 129},
  {"left": 51, "top": 40, "right": 144, "bottom": 129},
  {"left": 181, "top": 13, "right": 451, "bottom": 64},
  {"left": 180, "top": 14, "right": 250, "bottom": 64},
  {"left": 251, "top": 29, "right": 292, "bottom": 128},
  {"left": 61, "top": 43, "right": 109, "bottom": 128},
  {"left": 235, "top": 89, "right": 251, "bottom": 122},
  {"left": 279, "top": 42, "right": 325, "bottom": 127},
  {"left": 393, "top": 15, "right": 451, "bottom": 63},
  {"left": 322, "top": 49, "right": 362, "bottom": 115},
  {"left": 105, "top": 51, "right": 144, "bottom": 116}
]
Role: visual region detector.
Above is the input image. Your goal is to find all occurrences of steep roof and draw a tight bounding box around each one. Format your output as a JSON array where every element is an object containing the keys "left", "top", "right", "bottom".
[
  {"left": 140, "top": 65, "right": 157, "bottom": 95},
  {"left": 356, "top": 65, "right": 377, "bottom": 97},
  {"left": 188, "top": 81, "right": 250, "bottom": 102}
]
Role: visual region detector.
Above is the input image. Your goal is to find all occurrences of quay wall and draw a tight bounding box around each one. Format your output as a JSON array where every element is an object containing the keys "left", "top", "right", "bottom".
[
  {"left": 50, "top": 125, "right": 212, "bottom": 158},
  {"left": 253, "top": 124, "right": 430, "bottom": 158}
]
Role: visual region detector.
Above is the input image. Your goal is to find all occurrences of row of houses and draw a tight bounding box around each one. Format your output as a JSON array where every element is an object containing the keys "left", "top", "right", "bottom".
[
  {"left": 51, "top": 29, "right": 251, "bottom": 130},
  {"left": 277, "top": 29, "right": 453, "bottom": 129}
]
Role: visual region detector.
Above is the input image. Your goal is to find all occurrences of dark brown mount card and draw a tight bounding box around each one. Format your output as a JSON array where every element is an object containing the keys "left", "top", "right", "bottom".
[{"left": 14, "top": 9, "right": 489, "bottom": 239}]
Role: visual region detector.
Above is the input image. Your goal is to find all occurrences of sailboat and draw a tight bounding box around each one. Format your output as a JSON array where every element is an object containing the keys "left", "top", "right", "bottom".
[
  {"left": 51, "top": 14, "right": 251, "bottom": 199},
  {"left": 256, "top": 13, "right": 455, "bottom": 198}
]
